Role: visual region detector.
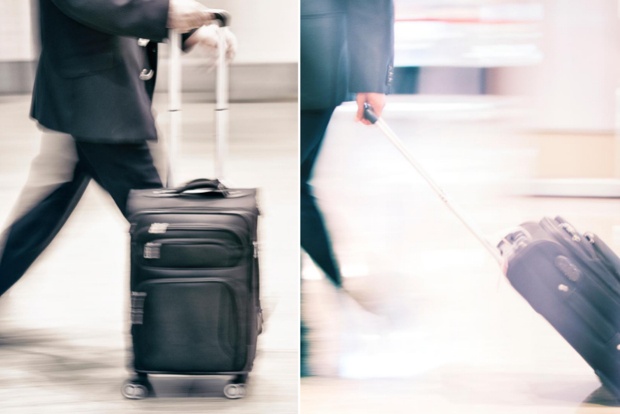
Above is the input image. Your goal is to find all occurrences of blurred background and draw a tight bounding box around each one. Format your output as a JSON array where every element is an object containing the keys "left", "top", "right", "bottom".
[
  {"left": 301, "top": 1, "right": 620, "bottom": 413},
  {"left": 382, "top": 0, "right": 620, "bottom": 193},
  {"left": 0, "top": 1, "right": 298, "bottom": 413}
]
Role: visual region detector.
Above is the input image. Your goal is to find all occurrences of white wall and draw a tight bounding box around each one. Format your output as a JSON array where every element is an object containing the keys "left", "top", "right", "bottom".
[
  {"left": 199, "top": 0, "right": 299, "bottom": 64},
  {"left": 0, "top": 1, "right": 36, "bottom": 62},
  {"left": 489, "top": 0, "right": 620, "bottom": 132}
]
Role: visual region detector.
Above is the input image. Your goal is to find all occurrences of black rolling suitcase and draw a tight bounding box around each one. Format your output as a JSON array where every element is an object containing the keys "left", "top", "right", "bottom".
[
  {"left": 121, "top": 13, "right": 261, "bottom": 400},
  {"left": 363, "top": 106, "right": 620, "bottom": 399}
]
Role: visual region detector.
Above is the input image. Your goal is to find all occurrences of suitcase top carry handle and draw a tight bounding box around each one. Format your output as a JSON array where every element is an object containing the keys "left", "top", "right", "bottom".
[
  {"left": 178, "top": 178, "right": 229, "bottom": 195},
  {"left": 167, "top": 178, "right": 230, "bottom": 197},
  {"left": 363, "top": 104, "right": 505, "bottom": 267}
]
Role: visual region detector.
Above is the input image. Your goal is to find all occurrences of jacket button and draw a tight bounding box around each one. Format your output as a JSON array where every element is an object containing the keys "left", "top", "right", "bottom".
[
  {"left": 138, "top": 38, "right": 149, "bottom": 47},
  {"left": 139, "top": 69, "right": 154, "bottom": 81}
]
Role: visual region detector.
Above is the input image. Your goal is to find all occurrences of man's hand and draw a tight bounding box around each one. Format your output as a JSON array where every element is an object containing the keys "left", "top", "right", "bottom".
[
  {"left": 167, "top": 0, "right": 213, "bottom": 32},
  {"left": 355, "top": 93, "right": 386, "bottom": 125},
  {"left": 184, "top": 24, "right": 237, "bottom": 63}
]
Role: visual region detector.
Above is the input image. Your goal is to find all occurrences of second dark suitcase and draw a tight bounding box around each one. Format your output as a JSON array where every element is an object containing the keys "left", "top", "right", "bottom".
[
  {"left": 363, "top": 105, "right": 620, "bottom": 400},
  {"left": 123, "top": 179, "right": 261, "bottom": 399},
  {"left": 499, "top": 216, "right": 620, "bottom": 398}
]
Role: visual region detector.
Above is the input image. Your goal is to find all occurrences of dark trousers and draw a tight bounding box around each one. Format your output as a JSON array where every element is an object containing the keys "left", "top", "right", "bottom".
[
  {"left": 300, "top": 108, "right": 341, "bottom": 286},
  {"left": 300, "top": 108, "right": 342, "bottom": 376},
  {"left": 0, "top": 134, "right": 162, "bottom": 297}
]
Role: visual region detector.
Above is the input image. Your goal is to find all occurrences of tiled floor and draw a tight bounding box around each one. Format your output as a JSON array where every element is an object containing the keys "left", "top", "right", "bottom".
[
  {"left": 0, "top": 94, "right": 299, "bottom": 413},
  {"left": 301, "top": 96, "right": 620, "bottom": 413}
]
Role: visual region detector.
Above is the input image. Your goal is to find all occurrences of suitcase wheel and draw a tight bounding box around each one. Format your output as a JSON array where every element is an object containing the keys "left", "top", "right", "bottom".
[
  {"left": 223, "top": 383, "right": 246, "bottom": 399},
  {"left": 121, "top": 375, "right": 152, "bottom": 400}
]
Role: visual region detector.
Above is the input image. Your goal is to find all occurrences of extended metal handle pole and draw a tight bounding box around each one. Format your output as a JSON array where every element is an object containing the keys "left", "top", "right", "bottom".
[
  {"left": 167, "top": 29, "right": 182, "bottom": 188},
  {"left": 214, "top": 13, "right": 230, "bottom": 180},
  {"left": 364, "top": 105, "right": 504, "bottom": 266}
]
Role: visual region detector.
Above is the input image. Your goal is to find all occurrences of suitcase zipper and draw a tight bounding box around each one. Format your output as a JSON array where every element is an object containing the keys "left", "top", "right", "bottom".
[
  {"left": 148, "top": 223, "right": 245, "bottom": 242},
  {"left": 135, "top": 222, "right": 247, "bottom": 248},
  {"left": 148, "top": 223, "right": 244, "bottom": 233},
  {"left": 130, "top": 209, "right": 257, "bottom": 236},
  {"left": 141, "top": 238, "right": 244, "bottom": 268}
]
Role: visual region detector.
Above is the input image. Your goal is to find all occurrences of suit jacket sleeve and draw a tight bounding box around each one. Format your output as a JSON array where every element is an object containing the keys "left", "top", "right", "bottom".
[
  {"left": 346, "top": 0, "right": 394, "bottom": 94},
  {"left": 51, "top": 0, "right": 170, "bottom": 40}
]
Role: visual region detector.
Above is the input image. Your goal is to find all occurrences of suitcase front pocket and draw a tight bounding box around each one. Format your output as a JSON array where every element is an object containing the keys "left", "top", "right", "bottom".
[
  {"left": 131, "top": 279, "right": 245, "bottom": 374},
  {"left": 141, "top": 239, "right": 243, "bottom": 268}
]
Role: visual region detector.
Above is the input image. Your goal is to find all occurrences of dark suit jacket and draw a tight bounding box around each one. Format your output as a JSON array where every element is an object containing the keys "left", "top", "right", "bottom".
[
  {"left": 300, "top": 0, "right": 394, "bottom": 110},
  {"left": 31, "top": 0, "right": 170, "bottom": 143}
]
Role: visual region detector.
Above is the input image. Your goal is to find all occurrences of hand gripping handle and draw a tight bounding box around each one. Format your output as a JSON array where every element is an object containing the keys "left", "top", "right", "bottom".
[{"left": 363, "top": 103, "right": 379, "bottom": 124}]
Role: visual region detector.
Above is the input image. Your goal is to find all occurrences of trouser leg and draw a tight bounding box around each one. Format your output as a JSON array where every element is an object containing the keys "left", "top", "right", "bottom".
[
  {"left": 74, "top": 141, "right": 162, "bottom": 218},
  {"left": 300, "top": 109, "right": 342, "bottom": 287},
  {"left": 0, "top": 132, "right": 89, "bottom": 297},
  {"left": 0, "top": 134, "right": 162, "bottom": 298}
]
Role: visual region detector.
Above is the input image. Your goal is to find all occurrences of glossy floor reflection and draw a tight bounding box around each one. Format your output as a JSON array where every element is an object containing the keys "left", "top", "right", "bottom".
[
  {"left": 0, "top": 94, "right": 298, "bottom": 413},
  {"left": 301, "top": 96, "right": 620, "bottom": 413}
]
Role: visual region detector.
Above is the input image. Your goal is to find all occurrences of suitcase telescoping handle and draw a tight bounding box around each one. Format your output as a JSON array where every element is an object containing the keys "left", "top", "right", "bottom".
[
  {"left": 167, "top": 10, "right": 231, "bottom": 188},
  {"left": 213, "top": 11, "right": 230, "bottom": 182},
  {"left": 363, "top": 104, "right": 504, "bottom": 266}
]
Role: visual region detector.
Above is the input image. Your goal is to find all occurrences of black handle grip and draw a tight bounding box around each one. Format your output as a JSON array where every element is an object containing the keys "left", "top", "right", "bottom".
[
  {"left": 211, "top": 10, "right": 231, "bottom": 27},
  {"left": 173, "top": 178, "right": 229, "bottom": 197},
  {"left": 363, "top": 103, "right": 379, "bottom": 124}
]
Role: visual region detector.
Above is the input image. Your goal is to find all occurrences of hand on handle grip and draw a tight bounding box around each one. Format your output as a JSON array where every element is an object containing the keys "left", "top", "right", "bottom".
[
  {"left": 362, "top": 103, "right": 379, "bottom": 124},
  {"left": 184, "top": 24, "right": 237, "bottom": 63},
  {"left": 167, "top": 0, "right": 229, "bottom": 32},
  {"left": 356, "top": 93, "right": 386, "bottom": 125}
]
